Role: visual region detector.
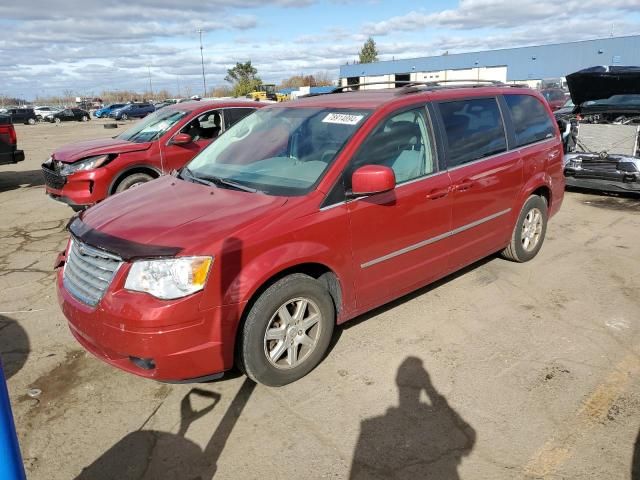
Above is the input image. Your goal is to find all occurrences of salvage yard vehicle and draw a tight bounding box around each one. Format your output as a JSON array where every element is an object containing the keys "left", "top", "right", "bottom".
[
  {"left": 55, "top": 82, "right": 564, "bottom": 386},
  {"left": 561, "top": 66, "right": 640, "bottom": 194},
  {"left": 0, "top": 115, "right": 25, "bottom": 165},
  {"left": 93, "top": 103, "right": 126, "bottom": 118},
  {"left": 46, "top": 108, "right": 91, "bottom": 123},
  {"left": 540, "top": 88, "right": 567, "bottom": 111},
  {"left": 42, "top": 100, "right": 262, "bottom": 210},
  {"left": 7, "top": 108, "right": 37, "bottom": 125},
  {"left": 108, "top": 102, "right": 155, "bottom": 120},
  {"left": 34, "top": 105, "right": 61, "bottom": 120}
]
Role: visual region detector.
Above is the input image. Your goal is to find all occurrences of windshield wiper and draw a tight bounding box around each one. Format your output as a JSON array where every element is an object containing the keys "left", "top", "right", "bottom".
[{"left": 181, "top": 168, "right": 258, "bottom": 193}]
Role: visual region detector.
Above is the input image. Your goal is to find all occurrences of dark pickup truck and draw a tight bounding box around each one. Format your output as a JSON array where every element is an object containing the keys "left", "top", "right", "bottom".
[{"left": 0, "top": 115, "right": 25, "bottom": 165}]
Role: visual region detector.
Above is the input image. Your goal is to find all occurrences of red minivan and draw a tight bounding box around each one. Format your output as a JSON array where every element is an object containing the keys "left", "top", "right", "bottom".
[
  {"left": 42, "top": 100, "right": 263, "bottom": 210},
  {"left": 55, "top": 84, "right": 564, "bottom": 386}
]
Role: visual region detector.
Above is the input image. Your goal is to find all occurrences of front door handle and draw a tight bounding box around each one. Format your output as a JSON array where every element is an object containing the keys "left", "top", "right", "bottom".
[
  {"left": 425, "top": 187, "right": 450, "bottom": 200},
  {"left": 454, "top": 180, "right": 475, "bottom": 191}
]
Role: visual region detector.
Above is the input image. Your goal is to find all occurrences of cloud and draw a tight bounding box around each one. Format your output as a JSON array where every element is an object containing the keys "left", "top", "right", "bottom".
[{"left": 363, "top": 0, "right": 639, "bottom": 34}]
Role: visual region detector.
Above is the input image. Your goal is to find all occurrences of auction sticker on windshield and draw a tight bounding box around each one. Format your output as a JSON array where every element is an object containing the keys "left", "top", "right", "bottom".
[{"left": 322, "top": 113, "right": 364, "bottom": 125}]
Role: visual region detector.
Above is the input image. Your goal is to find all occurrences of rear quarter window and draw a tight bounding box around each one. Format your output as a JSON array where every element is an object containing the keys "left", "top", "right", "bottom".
[
  {"left": 438, "top": 97, "right": 507, "bottom": 167},
  {"left": 504, "top": 94, "right": 556, "bottom": 147}
]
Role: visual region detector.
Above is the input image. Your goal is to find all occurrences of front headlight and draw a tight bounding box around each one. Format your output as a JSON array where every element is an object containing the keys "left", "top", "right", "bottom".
[
  {"left": 60, "top": 154, "right": 112, "bottom": 175},
  {"left": 124, "top": 256, "right": 213, "bottom": 300}
]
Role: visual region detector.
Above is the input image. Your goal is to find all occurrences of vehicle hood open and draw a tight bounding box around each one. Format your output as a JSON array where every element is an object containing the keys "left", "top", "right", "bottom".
[
  {"left": 53, "top": 137, "right": 152, "bottom": 163},
  {"left": 566, "top": 66, "right": 640, "bottom": 106},
  {"left": 72, "top": 175, "right": 288, "bottom": 260}
]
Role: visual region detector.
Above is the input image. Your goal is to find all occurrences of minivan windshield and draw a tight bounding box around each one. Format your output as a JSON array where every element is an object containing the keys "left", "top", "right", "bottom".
[
  {"left": 117, "top": 109, "right": 187, "bottom": 143},
  {"left": 185, "top": 107, "right": 370, "bottom": 195}
]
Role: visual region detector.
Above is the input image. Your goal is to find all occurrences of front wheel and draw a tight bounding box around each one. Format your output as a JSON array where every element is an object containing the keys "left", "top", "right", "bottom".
[
  {"left": 114, "top": 172, "right": 153, "bottom": 193},
  {"left": 54, "top": 117, "right": 61, "bottom": 124},
  {"left": 501, "top": 195, "right": 548, "bottom": 262},
  {"left": 27, "top": 118, "right": 36, "bottom": 125},
  {"left": 81, "top": 115, "right": 89, "bottom": 122},
  {"left": 120, "top": 113, "right": 128, "bottom": 121},
  {"left": 238, "top": 274, "right": 335, "bottom": 386}
]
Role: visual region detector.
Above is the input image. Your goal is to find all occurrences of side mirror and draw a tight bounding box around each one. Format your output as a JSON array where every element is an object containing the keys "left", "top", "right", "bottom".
[
  {"left": 171, "top": 133, "right": 192, "bottom": 145},
  {"left": 351, "top": 165, "right": 396, "bottom": 196}
]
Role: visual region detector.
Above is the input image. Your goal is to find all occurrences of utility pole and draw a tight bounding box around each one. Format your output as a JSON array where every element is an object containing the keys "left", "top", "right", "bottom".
[
  {"left": 197, "top": 29, "right": 207, "bottom": 97},
  {"left": 147, "top": 65, "right": 153, "bottom": 100}
]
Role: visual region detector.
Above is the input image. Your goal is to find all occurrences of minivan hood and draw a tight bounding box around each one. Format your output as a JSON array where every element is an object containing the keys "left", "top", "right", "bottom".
[
  {"left": 78, "top": 175, "right": 287, "bottom": 257},
  {"left": 566, "top": 66, "right": 640, "bottom": 106},
  {"left": 53, "top": 137, "right": 152, "bottom": 163}
]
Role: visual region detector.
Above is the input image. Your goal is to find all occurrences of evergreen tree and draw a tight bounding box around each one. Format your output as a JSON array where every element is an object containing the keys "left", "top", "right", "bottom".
[{"left": 359, "top": 37, "right": 379, "bottom": 64}]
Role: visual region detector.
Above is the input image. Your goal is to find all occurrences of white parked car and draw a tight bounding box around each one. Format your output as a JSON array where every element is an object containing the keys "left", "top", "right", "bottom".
[{"left": 34, "top": 106, "right": 62, "bottom": 120}]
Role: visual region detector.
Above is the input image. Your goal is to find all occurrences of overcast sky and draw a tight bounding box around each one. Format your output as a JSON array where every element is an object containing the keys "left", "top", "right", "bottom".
[{"left": 2, "top": 0, "right": 640, "bottom": 99}]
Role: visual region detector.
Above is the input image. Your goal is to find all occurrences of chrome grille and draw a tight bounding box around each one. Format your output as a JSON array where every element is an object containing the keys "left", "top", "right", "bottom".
[{"left": 63, "top": 238, "right": 122, "bottom": 306}]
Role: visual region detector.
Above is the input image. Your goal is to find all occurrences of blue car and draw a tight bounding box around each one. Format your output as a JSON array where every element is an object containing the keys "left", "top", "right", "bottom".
[
  {"left": 108, "top": 103, "right": 155, "bottom": 120},
  {"left": 93, "top": 103, "right": 126, "bottom": 118}
]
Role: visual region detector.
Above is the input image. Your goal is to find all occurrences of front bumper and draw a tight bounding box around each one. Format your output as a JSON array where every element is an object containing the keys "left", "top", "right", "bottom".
[
  {"left": 0, "top": 149, "right": 24, "bottom": 166},
  {"left": 42, "top": 161, "right": 112, "bottom": 207},
  {"left": 564, "top": 153, "right": 640, "bottom": 194},
  {"left": 56, "top": 265, "right": 244, "bottom": 381}
]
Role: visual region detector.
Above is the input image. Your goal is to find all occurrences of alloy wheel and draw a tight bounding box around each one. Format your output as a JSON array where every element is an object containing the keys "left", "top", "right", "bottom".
[
  {"left": 521, "top": 207, "right": 543, "bottom": 252},
  {"left": 263, "top": 297, "right": 322, "bottom": 369}
]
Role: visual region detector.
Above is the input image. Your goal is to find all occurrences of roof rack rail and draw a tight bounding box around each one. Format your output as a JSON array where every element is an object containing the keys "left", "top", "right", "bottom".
[{"left": 329, "top": 79, "right": 527, "bottom": 95}]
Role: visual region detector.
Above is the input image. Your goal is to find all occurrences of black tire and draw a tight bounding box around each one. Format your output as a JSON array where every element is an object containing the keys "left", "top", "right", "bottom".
[
  {"left": 81, "top": 115, "right": 89, "bottom": 122},
  {"left": 501, "top": 195, "right": 548, "bottom": 263},
  {"left": 114, "top": 172, "right": 153, "bottom": 193},
  {"left": 238, "top": 273, "right": 335, "bottom": 386},
  {"left": 27, "top": 118, "right": 36, "bottom": 125},
  {"left": 120, "top": 113, "right": 128, "bottom": 121}
]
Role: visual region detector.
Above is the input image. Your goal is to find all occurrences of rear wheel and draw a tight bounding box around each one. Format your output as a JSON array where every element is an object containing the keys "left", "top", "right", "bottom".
[
  {"left": 501, "top": 195, "right": 548, "bottom": 262},
  {"left": 114, "top": 172, "right": 153, "bottom": 193},
  {"left": 238, "top": 274, "right": 335, "bottom": 386}
]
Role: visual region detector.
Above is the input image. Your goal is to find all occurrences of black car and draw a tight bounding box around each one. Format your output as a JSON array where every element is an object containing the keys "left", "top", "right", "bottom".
[
  {"left": 0, "top": 115, "right": 25, "bottom": 165},
  {"left": 7, "top": 108, "right": 37, "bottom": 125},
  {"left": 47, "top": 108, "right": 91, "bottom": 123}
]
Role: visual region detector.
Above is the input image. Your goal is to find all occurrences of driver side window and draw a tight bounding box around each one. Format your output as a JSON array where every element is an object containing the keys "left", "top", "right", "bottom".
[
  {"left": 181, "top": 110, "right": 222, "bottom": 141},
  {"left": 350, "top": 107, "right": 435, "bottom": 185}
]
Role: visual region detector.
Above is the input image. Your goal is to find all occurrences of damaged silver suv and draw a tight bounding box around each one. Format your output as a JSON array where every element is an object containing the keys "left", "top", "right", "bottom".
[{"left": 560, "top": 66, "right": 640, "bottom": 194}]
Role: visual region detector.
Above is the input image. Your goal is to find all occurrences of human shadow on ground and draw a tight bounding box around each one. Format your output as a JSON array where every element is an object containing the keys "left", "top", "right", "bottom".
[
  {"left": 632, "top": 427, "right": 640, "bottom": 479},
  {"left": 350, "top": 357, "right": 476, "bottom": 480},
  {"left": 0, "top": 315, "right": 30, "bottom": 380},
  {"left": 76, "top": 379, "right": 256, "bottom": 480},
  {"left": 0, "top": 169, "right": 44, "bottom": 194}
]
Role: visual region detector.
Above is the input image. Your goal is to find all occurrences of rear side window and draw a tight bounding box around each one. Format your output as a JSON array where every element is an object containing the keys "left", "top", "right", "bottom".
[
  {"left": 504, "top": 94, "right": 556, "bottom": 147},
  {"left": 438, "top": 98, "right": 507, "bottom": 167},
  {"left": 224, "top": 108, "right": 255, "bottom": 129}
]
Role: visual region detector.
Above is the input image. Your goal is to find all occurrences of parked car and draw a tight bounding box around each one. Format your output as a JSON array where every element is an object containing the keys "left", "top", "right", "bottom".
[
  {"left": 109, "top": 103, "right": 155, "bottom": 120},
  {"left": 34, "top": 106, "right": 62, "bottom": 120},
  {"left": 0, "top": 115, "right": 25, "bottom": 165},
  {"left": 46, "top": 108, "right": 91, "bottom": 123},
  {"left": 94, "top": 104, "right": 126, "bottom": 118},
  {"left": 7, "top": 108, "right": 37, "bottom": 125},
  {"left": 562, "top": 66, "right": 640, "bottom": 194},
  {"left": 540, "top": 88, "right": 567, "bottom": 111},
  {"left": 42, "top": 100, "right": 261, "bottom": 210},
  {"left": 54, "top": 84, "right": 564, "bottom": 386},
  {"left": 553, "top": 98, "right": 575, "bottom": 118}
]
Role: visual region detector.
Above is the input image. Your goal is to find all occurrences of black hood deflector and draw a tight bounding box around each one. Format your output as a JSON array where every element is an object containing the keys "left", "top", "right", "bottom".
[
  {"left": 566, "top": 66, "right": 640, "bottom": 106},
  {"left": 68, "top": 217, "right": 182, "bottom": 261}
]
